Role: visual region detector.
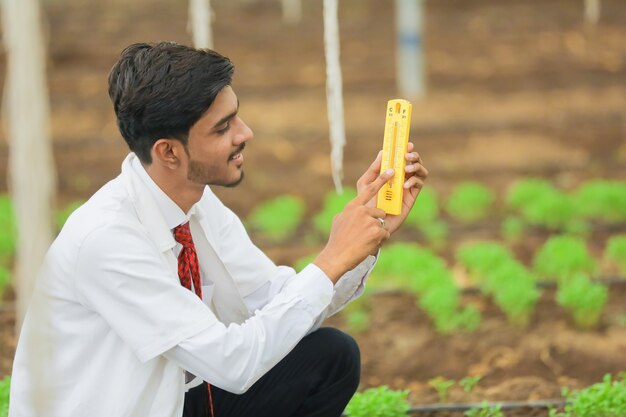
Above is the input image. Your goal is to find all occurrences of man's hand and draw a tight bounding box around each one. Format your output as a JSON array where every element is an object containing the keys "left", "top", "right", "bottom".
[
  {"left": 357, "top": 142, "right": 429, "bottom": 235},
  {"left": 313, "top": 169, "right": 395, "bottom": 283}
]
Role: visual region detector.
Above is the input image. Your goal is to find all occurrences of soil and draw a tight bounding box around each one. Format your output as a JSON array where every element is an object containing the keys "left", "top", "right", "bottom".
[{"left": 1, "top": 0, "right": 626, "bottom": 415}]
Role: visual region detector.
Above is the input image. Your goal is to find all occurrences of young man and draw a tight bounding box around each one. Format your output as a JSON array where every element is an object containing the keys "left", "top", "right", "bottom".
[{"left": 9, "top": 42, "right": 428, "bottom": 417}]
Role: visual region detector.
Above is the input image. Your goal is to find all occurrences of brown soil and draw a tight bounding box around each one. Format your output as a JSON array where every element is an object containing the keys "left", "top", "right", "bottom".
[{"left": 1, "top": 0, "right": 626, "bottom": 414}]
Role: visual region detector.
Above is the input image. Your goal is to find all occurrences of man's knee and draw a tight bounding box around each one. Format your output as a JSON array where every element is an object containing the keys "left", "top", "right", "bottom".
[{"left": 305, "top": 328, "right": 361, "bottom": 386}]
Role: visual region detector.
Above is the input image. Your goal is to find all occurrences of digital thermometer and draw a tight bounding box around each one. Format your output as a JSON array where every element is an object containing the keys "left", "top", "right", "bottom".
[{"left": 377, "top": 99, "right": 412, "bottom": 215}]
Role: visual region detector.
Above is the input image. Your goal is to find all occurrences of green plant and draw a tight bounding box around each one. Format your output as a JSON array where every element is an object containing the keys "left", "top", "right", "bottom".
[
  {"left": 406, "top": 186, "right": 439, "bottom": 226},
  {"left": 506, "top": 179, "right": 584, "bottom": 232},
  {"left": 428, "top": 377, "right": 455, "bottom": 402},
  {"left": 456, "top": 242, "right": 514, "bottom": 284},
  {"left": 55, "top": 199, "right": 86, "bottom": 230},
  {"left": 445, "top": 182, "right": 495, "bottom": 223},
  {"left": 465, "top": 402, "right": 503, "bottom": 417},
  {"left": 459, "top": 375, "right": 482, "bottom": 393},
  {"left": 247, "top": 195, "right": 305, "bottom": 242},
  {"left": 453, "top": 305, "right": 482, "bottom": 333},
  {"left": 419, "top": 282, "right": 461, "bottom": 334},
  {"left": 372, "top": 243, "right": 447, "bottom": 293},
  {"left": 0, "top": 195, "right": 15, "bottom": 267},
  {"left": 313, "top": 188, "right": 356, "bottom": 235},
  {"left": 534, "top": 236, "right": 597, "bottom": 281},
  {"left": 604, "top": 235, "right": 626, "bottom": 275},
  {"left": 574, "top": 180, "right": 626, "bottom": 224},
  {"left": 419, "top": 220, "right": 449, "bottom": 250},
  {"left": 0, "top": 376, "right": 9, "bottom": 417},
  {"left": 556, "top": 274, "right": 608, "bottom": 329},
  {"left": 552, "top": 374, "right": 626, "bottom": 417},
  {"left": 344, "top": 385, "right": 410, "bottom": 417},
  {"left": 501, "top": 216, "right": 525, "bottom": 243},
  {"left": 483, "top": 260, "right": 539, "bottom": 326},
  {"left": 506, "top": 178, "right": 556, "bottom": 210}
]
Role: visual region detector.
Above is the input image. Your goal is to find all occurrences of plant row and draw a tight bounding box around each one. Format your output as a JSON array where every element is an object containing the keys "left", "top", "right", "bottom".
[
  {"left": 306, "top": 234, "right": 625, "bottom": 334},
  {"left": 344, "top": 373, "right": 626, "bottom": 417},
  {"left": 242, "top": 178, "right": 626, "bottom": 247}
]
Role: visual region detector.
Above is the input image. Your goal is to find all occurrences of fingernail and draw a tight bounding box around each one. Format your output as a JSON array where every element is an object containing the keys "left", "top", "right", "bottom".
[
  {"left": 385, "top": 168, "right": 394, "bottom": 176},
  {"left": 404, "top": 181, "right": 410, "bottom": 188}
]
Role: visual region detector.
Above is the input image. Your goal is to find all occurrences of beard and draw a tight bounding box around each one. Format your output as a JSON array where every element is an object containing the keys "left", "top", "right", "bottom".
[{"left": 187, "top": 159, "right": 245, "bottom": 188}]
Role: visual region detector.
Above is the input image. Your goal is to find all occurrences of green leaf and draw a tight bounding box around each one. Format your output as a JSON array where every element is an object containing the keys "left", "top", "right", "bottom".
[
  {"left": 0, "top": 376, "right": 10, "bottom": 417},
  {"left": 534, "top": 235, "right": 597, "bottom": 282},
  {"left": 344, "top": 385, "right": 410, "bottom": 417},
  {"left": 313, "top": 188, "right": 357, "bottom": 236},
  {"left": 556, "top": 274, "right": 607, "bottom": 329},
  {"left": 247, "top": 195, "right": 305, "bottom": 243},
  {"left": 445, "top": 182, "right": 494, "bottom": 223}
]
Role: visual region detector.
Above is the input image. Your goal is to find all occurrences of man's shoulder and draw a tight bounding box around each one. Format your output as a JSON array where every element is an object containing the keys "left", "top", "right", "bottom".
[{"left": 60, "top": 177, "right": 145, "bottom": 244}]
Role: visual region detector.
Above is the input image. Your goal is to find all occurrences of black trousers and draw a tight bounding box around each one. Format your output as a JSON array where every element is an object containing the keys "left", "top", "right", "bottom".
[{"left": 182, "top": 327, "right": 361, "bottom": 417}]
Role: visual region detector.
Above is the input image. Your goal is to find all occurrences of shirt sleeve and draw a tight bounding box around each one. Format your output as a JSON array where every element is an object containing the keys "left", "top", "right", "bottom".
[
  {"left": 73, "top": 222, "right": 218, "bottom": 363},
  {"left": 244, "top": 254, "right": 378, "bottom": 333},
  {"left": 163, "top": 264, "right": 333, "bottom": 394}
]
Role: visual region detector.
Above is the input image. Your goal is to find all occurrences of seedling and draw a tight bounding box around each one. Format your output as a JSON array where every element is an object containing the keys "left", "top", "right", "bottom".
[
  {"left": 0, "top": 195, "right": 15, "bottom": 267},
  {"left": 247, "top": 195, "right": 305, "bottom": 242},
  {"left": 445, "top": 182, "right": 494, "bottom": 223},
  {"left": 459, "top": 375, "right": 482, "bottom": 393},
  {"left": 574, "top": 180, "right": 626, "bottom": 224},
  {"left": 506, "top": 178, "right": 556, "bottom": 210},
  {"left": 428, "top": 377, "right": 455, "bottom": 402},
  {"left": 501, "top": 216, "right": 525, "bottom": 243},
  {"left": 556, "top": 274, "right": 607, "bottom": 329},
  {"left": 418, "top": 282, "right": 461, "bottom": 334},
  {"left": 406, "top": 186, "right": 439, "bottom": 226},
  {"left": 604, "top": 235, "right": 626, "bottom": 275},
  {"left": 0, "top": 376, "right": 9, "bottom": 417},
  {"left": 506, "top": 179, "right": 583, "bottom": 231},
  {"left": 533, "top": 235, "right": 597, "bottom": 281},
  {"left": 313, "top": 188, "right": 356, "bottom": 236},
  {"left": 552, "top": 374, "right": 626, "bottom": 417},
  {"left": 344, "top": 385, "right": 410, "bottom": 417},
  {"left": 465, "top": 402, "right": 503, "bottom": 417},
  {"left": 418, "top": 220, "right": 449, "bottom": 250},
  {"left": 484, "top": 260, "right": 539, "bottom": 326},
  {"left": 456, "top": 242, "right": 514, "bottom": 284},
  {"left": 372, "top": 243, "right": 448, "bottom": 294},
  {"left": 453, "top": 305, "right": 482, "bottom": 333}
]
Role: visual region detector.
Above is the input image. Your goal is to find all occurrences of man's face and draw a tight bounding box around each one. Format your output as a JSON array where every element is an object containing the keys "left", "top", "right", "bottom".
[{"left": 184, "top": 86, "right": 253, "bottom": 187}]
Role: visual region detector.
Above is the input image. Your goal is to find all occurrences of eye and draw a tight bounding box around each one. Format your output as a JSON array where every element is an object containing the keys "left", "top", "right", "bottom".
[{"left": 216, "top": 121, "right": 231, "bottom": 135}]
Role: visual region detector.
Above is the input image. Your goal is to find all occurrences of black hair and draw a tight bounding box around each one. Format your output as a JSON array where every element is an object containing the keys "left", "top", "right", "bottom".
[{"left": 108, "top": 42, "right": 234, "bottom": 163}]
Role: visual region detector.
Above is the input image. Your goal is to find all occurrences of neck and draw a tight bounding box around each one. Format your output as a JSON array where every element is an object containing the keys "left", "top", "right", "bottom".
[{"left": 144, "top": 163, "right": 203, "bottom": 214}]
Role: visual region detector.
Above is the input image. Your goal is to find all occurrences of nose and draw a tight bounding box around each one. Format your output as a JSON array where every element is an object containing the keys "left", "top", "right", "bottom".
[{"left": 233, "top": 117, "right": 254, "bottom": 146}]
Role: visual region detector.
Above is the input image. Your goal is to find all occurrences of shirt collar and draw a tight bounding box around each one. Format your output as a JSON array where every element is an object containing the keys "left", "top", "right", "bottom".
[{"left": 130, "top": 156, "right": 199, "bottom": 230}]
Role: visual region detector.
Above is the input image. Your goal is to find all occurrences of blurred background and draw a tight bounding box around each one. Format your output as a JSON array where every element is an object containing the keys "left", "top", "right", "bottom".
[{"left": 0, "top": 0, "right": 625, "bottom": 410}]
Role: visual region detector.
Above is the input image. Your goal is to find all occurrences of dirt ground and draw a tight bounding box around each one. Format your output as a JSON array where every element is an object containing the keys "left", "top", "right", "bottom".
[{"left": 1, "top": 0, "right": 625, "bottom": 414}]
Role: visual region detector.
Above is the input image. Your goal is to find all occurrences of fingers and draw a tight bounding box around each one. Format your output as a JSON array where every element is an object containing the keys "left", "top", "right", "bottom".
[
  {"left": 353, "top": 168, "right": 395, "bottom": 206},
  {"left": 357, "top": 150, "right": 383, "bottom": 190},
  {"left": 366, "top": 206, "right": 387, "bottom": 220}
]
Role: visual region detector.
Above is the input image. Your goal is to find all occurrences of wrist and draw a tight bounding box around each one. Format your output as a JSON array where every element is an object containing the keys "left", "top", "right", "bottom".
[{"left": 312, "top": 252, "right": 346, "bottom": 284}]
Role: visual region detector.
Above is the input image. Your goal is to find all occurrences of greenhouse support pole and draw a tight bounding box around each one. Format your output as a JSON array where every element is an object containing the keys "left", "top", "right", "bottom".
[
  {"left": 584, "top": 0, "right": 600, "bottom": 25},
  {"left": 395, "top": 0, "right": 426, "bottom": 100},
  {"left": 189, "top": 0, "right": 213, "bottom": 49},
  {"left": 282, "top": 0, "right": 302, "bottom": 24},
  {"left": 1, "top": 0, "right": 56, "bottom": 334},
  {"left": 323, "top": 0, "right": 345, "bottom": 194}
]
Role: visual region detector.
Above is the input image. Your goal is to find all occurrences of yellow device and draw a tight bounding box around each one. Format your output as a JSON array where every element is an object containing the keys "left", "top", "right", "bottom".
[{"left": 377, "top": 99, "right": 412, "bottom": 215}]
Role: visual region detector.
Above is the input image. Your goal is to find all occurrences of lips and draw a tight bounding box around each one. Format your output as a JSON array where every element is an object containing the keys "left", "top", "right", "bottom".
[{"left": 229, "top": 144, "right": 245, "bottom": 161}]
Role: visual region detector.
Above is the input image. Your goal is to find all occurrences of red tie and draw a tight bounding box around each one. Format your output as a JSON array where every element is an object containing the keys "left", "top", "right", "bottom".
[{"left": 173, "top": 222, "right": 215, "bottom": 417}]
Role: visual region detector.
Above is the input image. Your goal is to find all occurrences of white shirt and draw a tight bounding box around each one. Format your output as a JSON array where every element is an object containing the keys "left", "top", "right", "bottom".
[{"left": 9, "top": 153, "right": 377, "bottom": 417}]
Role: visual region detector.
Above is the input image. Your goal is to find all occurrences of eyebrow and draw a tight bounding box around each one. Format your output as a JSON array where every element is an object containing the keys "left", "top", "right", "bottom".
[{"left": 211, "top": 98, "right": 240, "bottom": 131}]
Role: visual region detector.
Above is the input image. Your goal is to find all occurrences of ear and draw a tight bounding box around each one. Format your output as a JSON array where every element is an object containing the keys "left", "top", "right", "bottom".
[{"left": 151, "top": 139, "right": 185, "bottom": 169}]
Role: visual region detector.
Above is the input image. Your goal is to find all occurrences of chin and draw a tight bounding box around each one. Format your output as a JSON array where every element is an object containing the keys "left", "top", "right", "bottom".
[{"left": 224, "top": 171, "right": 245, "bottom": 188}]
